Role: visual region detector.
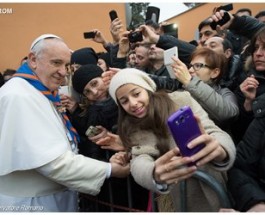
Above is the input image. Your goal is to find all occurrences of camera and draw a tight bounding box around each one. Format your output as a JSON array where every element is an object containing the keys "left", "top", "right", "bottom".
[
  {"left": 85, "top": 126, "right": 101, "bottom": 137},
  {"left": 128, "top": 31, "right": 143, "bottom": 43}
]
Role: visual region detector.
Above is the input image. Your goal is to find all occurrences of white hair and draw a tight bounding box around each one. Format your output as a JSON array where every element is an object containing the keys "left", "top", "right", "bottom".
[{"left": 30, "top": 34, "right": 63, "bottom": 57}]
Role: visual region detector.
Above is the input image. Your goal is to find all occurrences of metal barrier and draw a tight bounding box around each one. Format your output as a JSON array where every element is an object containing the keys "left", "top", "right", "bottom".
[
  {"left": 79, "top": 175, "right": 149, "bottom": 212},
  {"left": 178, "top": 170, "right": 232, "bottom": 211},
  {"left": 151, "top": 170, "right": 232, "bottom": 212},
  {"left": 80, "top": 169, "right": 231, "bottom": 212}
]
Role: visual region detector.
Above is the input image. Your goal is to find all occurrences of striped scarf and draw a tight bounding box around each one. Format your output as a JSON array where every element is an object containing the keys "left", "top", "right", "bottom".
[{"left": 14, "top": 62, "right": 80, "bottom": 145}]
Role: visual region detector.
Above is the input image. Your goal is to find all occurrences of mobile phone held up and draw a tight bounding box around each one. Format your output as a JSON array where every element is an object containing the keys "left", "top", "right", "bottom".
[
  {"left": 85, "top": 126, "right": 101, "bottom": 138},
  {"left": 164, "top": 47, "right": 178, "bottom": 79},
  {"left": 109, "top": 10, "right": 118, "bottom": 21},
  {"left": 83, "top": 31, "right": 96, "bottom": 39},
  {"left": 210, "top": 12, "right": 231, "bottom": 30},
  {"left": 167, "top": 106, "right": 205, "bottom": 158},
  {"left": 215, "top": 3, "right": 233, "bottom": 12},
  {"left": 145, "top": 6, "right": 160, "bottom": 23}
]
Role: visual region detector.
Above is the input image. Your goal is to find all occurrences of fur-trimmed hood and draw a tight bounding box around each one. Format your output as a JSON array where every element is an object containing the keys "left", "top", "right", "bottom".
[{"left": 244, "top": 55, "right": 254, "bottom": 72}]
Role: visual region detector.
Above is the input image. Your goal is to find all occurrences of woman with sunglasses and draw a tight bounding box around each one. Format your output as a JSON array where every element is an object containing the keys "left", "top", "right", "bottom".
[{"left": 171, "top": 47, "right": 239, "bottom": 129}]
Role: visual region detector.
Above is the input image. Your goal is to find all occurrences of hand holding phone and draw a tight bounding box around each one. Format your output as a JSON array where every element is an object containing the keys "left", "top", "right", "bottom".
[
  {"left": 164, "top": 47, "right": 178, "bottom": 79},
  {"left": 83, "top": 31, "right": 96, "bottom": 39},
  {"left": 128, "top": 31, "right": 143, "bottom": 43},
  {"left": 210, "top": 12, "right": 231, "bottom": 30},
  {"left": 85, "top": 126, "right": 101, "bottom": 137},
  {"left": 167, "top": 106, "right": 205, "bottom": 159}
]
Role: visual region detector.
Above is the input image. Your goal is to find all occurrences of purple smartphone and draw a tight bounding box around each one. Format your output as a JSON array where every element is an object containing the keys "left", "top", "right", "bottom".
[{"left": 167, "top": 106, "right": 205, "bottom": 158}]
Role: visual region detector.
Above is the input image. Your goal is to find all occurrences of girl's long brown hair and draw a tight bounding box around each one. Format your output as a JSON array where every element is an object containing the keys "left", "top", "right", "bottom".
[{"left": 117, "top": 89, "right": 177, "bottom": 155}]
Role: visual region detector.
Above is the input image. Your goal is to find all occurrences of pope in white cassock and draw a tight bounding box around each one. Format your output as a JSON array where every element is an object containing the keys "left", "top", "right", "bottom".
[{"left": 0, "top": 34, "right": 127, "bottom": 212}]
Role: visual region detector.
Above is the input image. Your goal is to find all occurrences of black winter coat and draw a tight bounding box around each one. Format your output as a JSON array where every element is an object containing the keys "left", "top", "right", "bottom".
[
  {"left": 227, "top": 92, "right": 265, "bottom": 211},
  {"left": 70, "top": 97, "right": 118, "bottom": 159},
  {"left": 232, "top": 67, "right": 265, "bottom": 143}
]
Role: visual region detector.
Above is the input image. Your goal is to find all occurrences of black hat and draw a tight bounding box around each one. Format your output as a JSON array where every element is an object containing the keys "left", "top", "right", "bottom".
[
  {"left": 70, "top": 47, "right": 98, "bottom": 66},
  {"left": 72, "top": 64, "right": 103, "bottom": 94},
  {"left": 98, "top": 52, "right": 111, "bottom": 68}
]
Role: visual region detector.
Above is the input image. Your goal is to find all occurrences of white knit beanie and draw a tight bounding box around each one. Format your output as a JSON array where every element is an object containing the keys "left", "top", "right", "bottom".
[{"left": 109, "top": 68, "right": 157, "bottom": 104}]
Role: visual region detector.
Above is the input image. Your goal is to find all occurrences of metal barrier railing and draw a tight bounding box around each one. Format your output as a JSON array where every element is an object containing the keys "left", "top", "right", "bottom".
[
  {"left": 179, "top": 170, "right": 232, "bottom": 211},
  {"left": 80, "top": 169, "right": 231, "bottom": 212},
  {"left": 151, "top": 169, "right": 232, "bottom": 212},
  {"left": 79, "top": 175, "right": 148, "bottom": 212}
]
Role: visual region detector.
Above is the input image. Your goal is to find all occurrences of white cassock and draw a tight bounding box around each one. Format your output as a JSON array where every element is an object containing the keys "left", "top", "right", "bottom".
[{"left": 0, "top": 77, "right": 109, "bottom": 212}]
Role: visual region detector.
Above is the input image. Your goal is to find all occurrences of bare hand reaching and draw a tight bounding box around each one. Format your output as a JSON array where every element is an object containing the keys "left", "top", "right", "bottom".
[{"left": 96, "top": 132, "right": 125, "bottom": 151}]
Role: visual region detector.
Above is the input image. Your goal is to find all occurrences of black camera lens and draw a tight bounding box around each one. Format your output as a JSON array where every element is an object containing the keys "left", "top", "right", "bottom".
[
  {"left": 180, "top": 116, "right": 185, "bottom": 123},
  {"left": 128, "top": 31, "right": 143, "bottom": 43}
]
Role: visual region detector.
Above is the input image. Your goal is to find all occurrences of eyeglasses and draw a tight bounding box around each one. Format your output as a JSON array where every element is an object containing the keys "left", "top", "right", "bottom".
[{"left": 188, "top": 63, "right": 210, "bottom": 71}]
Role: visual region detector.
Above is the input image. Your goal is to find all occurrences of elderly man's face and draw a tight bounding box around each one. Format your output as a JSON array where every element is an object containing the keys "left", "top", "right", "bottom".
[{"left": 30, "top": 39, "right": 71, "bottom": 91}]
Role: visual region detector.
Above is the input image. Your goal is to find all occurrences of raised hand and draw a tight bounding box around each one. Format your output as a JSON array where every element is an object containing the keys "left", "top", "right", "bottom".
[
  {"left": 154, "top": 147, "right": 196, "bottom": 185},
  {"left": 240, "top": 74, "right": 259, "bottom": 111},
  {"left": 96, "top": 132, "right": 125, "bottom": 151},
  {"left": 101, "top": 68, "right": 120, "bottom": 87}
]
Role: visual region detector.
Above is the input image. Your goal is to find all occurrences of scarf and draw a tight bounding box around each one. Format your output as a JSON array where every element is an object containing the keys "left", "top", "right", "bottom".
[{"left": 14, "top": 63, "right": 80, "bottom": 145}]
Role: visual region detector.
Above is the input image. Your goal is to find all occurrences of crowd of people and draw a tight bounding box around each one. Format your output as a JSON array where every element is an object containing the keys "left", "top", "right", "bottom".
[{"left": 0, "top": 5, "right": 265, "bottom": 212}]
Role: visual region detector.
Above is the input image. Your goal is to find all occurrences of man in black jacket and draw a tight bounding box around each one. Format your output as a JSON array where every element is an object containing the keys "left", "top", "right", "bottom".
[
  {"left": 222, "top": 92, "right": 265, "bottom": 212},
  {"left": 211, "top": 10, "right": 265, "bottom": 143},
  {"left": 204, "top": 36, "right": 241, "bottom": 91},
  {"left": 211, "top": 12, "right": 265, "bottom": 212}
]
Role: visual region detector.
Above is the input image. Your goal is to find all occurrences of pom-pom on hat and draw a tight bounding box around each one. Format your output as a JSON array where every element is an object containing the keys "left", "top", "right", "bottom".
[
  {"left": 72, "top": 64, "right": 103, "bottom": 94},
  {"left": 70, "top": 47, "right": 98, "bottom": 66},
  {"left": 108, "top": 68, "right": 157, "bottom": 104},
  {"left": 30, "top": 34, "right": 61, "bottom": 51}
]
